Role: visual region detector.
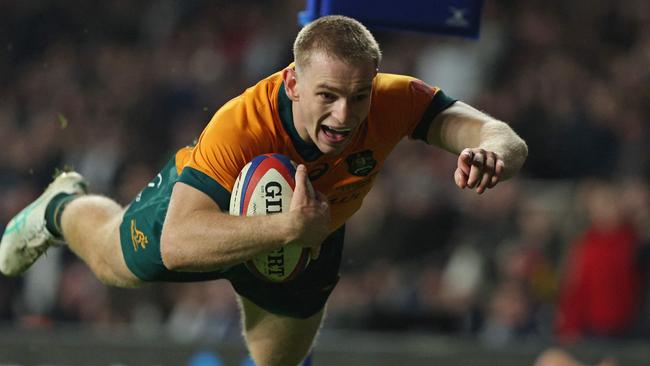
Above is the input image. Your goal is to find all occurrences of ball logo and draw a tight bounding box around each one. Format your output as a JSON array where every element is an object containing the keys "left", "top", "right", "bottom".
[
  {"left": 264, "top": 180, "right": 285, "bottom": 276},
  {"left": 264, "top": 247, "right": 286, "bottom": 277},
  {"left": 264, "top": 181, "right": 283, "bottom": 214}
]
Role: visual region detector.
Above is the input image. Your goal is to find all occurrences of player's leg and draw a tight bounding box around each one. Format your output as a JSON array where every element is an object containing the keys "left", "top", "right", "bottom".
[
  {"left": 0, "top": 170, "right": 141, "bottom": 287},
  {"left": 62, "top": 156, "right": 190, "bottom": 287},
  {"left": 60, "top": 195, "right": 141, "bottom": 288},
  {"left": 227, "top": 226, "right": 345, "bottom": 366},
  {"left": 535, "top": 348, "right": 618, "bottom": 366},
  {"left": 240, "top": 296, "right": 323, "bottom": 366}
]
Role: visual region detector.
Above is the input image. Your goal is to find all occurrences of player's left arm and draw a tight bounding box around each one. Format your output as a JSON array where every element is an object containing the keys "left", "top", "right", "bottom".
[{"left": 427, "top": 101, "right": 528, "bottom": 194}]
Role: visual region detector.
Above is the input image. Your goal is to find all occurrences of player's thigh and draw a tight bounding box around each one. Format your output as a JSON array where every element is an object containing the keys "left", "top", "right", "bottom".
[
  {"left": 240, "top": 296, "right": 323, "bottom": 364},
  {"left": 101, "top": 212, "right": 143, "bottom": 287},
  {"left": 62, "top": 196, "right": 142, "bottom": 287}
]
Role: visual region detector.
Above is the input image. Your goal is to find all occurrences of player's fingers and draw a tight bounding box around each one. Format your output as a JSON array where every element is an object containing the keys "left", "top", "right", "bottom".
[
  {"left": 476, "top": 172, "right": 492, "bottom": 194},
  {"left": 454, "top": 167, "right": 467, "bottom": 188},
  {"left": 293, "top": 164, "right": 308, "bottom": 199},
  {"left": 484, "top": 152, "right": 496, "bottom": 176},
  {"left": 488, "top": 160, "right": 504, "bottom": 188},
  {"left": 458, "top": 149, "right": 473, "bottom": 175},
  {"left": 476, "top": 153, "right": 496, "bottom": 194},
  {"left": 301, "top": 168, "right": 318, "bottom": 199},
  {"left": 466, "top": 150, "right": 485, "bottom": 188},
  {"left": 467, "top": 168, "right": 481, "bottom": 189}
]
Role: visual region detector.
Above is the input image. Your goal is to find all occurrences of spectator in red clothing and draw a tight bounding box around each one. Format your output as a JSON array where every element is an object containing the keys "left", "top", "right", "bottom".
[{"left": 555, "top": 180, "right": 642, "bottom": 342}]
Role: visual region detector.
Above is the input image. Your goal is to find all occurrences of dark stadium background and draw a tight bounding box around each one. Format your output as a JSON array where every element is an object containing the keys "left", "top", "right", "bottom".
[{"left": 0, "top": 1, "right": 649, "bottom": 365}]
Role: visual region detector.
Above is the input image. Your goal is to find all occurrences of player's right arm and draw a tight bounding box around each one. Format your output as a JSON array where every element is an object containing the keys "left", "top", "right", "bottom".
[
  {"left": 160, "top": 165, "right": 330, "bottom": 272},
  {"left": 428, "top": 101, "right": 528, "bottom": 194}
]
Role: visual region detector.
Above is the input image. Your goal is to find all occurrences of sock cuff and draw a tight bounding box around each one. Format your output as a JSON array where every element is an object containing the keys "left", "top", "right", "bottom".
[{"left": 45, "top": 193, "right": 80, "bottom": 238}]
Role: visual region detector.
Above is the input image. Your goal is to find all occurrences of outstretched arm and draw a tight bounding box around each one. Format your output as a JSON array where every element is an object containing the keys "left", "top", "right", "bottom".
[{"left": 427, "top": 101, "right": 528, "bottom": 194}]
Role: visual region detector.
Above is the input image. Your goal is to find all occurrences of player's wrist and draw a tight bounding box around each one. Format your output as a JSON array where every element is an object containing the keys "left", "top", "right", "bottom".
[{"left": 272, "top": 212, "right": 302, "bottom": 247}]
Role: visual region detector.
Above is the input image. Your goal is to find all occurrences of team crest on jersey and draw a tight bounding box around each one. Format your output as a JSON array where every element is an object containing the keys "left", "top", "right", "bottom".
[{"left": 346, "top": 150, "right": 377, "bottom": 176}]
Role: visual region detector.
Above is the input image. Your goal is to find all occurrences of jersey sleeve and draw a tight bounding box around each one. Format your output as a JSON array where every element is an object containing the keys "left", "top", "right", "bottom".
[
  {"left": 410, "top": 86, "right": 457, "bottom": 142},
  {"left": 177, "top": 96, "right": 272, "bottom": 211},
  {"left": 370, "top": 74, "right": 456, "bottom": 142}
]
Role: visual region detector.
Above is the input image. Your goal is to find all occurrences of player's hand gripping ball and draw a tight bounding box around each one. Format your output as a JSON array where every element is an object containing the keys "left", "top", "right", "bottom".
[{"left": 229, "top": 154, "right": 312, "bottom": 282}]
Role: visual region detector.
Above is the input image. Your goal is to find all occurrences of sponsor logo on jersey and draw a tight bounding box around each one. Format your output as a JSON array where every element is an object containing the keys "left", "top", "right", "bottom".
[
  {"left": 346, "top": 150, "right": 377, "bottom": 176},
  {"left": 308, "top": 163, "right": 329, "bottom": 181},
  {"left": 130, "top": 219, "right": 149, "bottom": 251}
]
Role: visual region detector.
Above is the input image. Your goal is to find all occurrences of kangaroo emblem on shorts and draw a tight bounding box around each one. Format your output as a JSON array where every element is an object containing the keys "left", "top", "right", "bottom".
[{"left": 130, "top": 219, "right": 149, "bottom": 251}]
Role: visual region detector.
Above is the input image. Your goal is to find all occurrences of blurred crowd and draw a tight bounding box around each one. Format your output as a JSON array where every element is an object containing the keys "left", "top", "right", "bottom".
[{"left": 1, "top": 0, "right": 649, "bottom": 349}]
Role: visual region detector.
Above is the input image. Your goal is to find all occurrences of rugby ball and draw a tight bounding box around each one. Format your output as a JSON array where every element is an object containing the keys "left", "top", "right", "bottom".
[{"left": 229, "top": 154, "right": 311, "bottom": 283}]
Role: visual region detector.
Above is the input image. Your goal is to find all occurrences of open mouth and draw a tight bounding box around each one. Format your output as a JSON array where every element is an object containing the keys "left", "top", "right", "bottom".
[{"left": 320, "top": 125, "right": 351, "bottom": 142}]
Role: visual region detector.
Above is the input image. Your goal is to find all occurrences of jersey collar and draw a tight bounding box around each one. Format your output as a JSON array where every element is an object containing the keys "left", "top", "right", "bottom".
[{"left": 278, "top": 82, "right": 323, "bottom": 162}]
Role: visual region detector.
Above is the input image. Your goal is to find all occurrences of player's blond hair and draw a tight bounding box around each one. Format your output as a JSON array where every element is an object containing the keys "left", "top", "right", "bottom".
[{"left": 293, "top": 15, "right": 382, "bottom": 70}]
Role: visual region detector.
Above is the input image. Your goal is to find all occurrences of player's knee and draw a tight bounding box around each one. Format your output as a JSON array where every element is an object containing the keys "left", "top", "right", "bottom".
[
  {"left": 93, "top": 266, "right": 139, "bottom": 288},
  {"left": 89, "top": 258, "right": 119, "bottom": 286},
  {"left": 249, "top": 349, "right": 310, "bottom": 366},
  {"left": 88, "top": 256, "right": 138, "bottom": 288},
  {"left": 535, "top": 348, "right": 578, "bottom": 366}
]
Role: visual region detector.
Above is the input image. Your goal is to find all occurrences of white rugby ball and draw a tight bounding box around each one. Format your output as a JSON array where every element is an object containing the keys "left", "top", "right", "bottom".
[{"left": 230, "top": 154, "right": 311, "bottom": 282}]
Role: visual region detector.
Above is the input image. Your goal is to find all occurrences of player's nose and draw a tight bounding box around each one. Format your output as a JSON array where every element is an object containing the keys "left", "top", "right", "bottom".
[{"left": 331, "top": 99, "right": 349, "bottom": 123}]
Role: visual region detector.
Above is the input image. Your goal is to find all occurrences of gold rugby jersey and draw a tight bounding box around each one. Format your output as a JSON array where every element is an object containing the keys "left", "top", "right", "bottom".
[{"left": 175, "top": 67, "right": 456, "bottom": 231}]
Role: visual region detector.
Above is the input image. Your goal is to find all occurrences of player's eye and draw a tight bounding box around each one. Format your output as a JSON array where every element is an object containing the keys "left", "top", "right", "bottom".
[{"left": 317, "top": 92, "right": 337, "bottom": 102}]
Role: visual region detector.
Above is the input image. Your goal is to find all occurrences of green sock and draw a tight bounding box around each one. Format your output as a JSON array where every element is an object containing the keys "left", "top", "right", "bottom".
[{"left": 44, "top": 193, "right": 79, "bottom": 238}]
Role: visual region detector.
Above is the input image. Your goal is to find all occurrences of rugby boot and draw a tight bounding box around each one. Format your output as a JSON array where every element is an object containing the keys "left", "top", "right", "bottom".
[{"left": 0, "top": 171, "right": 87, "bottom": 276}]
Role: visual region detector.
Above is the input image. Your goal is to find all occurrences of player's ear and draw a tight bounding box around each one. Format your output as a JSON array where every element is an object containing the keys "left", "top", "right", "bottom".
[{"left": 283, "top": 67, "right": 299, "bottom": 101}]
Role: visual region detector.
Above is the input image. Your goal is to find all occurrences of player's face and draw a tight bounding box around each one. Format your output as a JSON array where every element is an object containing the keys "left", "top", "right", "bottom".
[{"left": 292, "top": 52, "right": 377, "bottom": 155}]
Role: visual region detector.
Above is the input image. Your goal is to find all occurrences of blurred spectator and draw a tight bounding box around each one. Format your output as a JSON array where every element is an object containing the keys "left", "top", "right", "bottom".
[
  {"left": 619, "top": 179, "right": 650, "bottom": 337},
  {"left": 480, "top": 279, "right": 534, "bottom": 347},
  {"left": 554, "top": 181, "right": 642, "bottom": 342}
]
